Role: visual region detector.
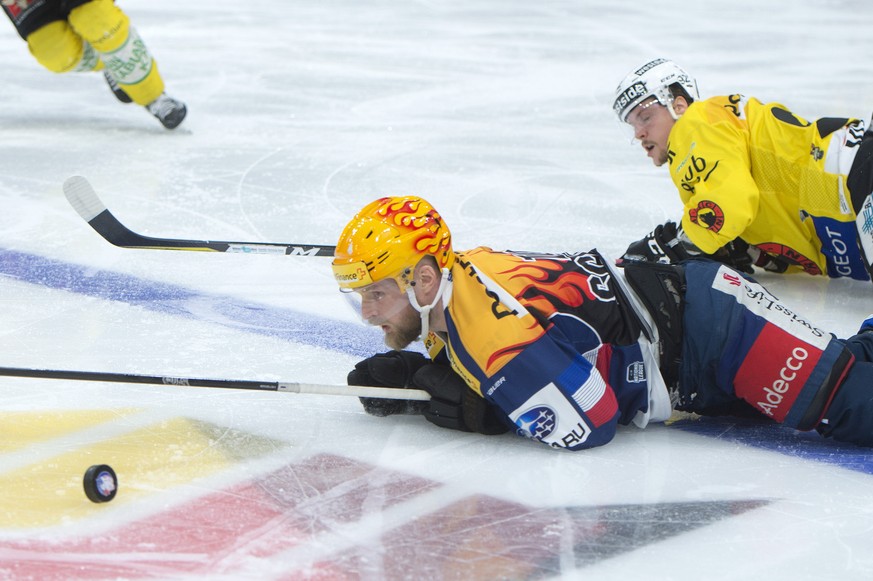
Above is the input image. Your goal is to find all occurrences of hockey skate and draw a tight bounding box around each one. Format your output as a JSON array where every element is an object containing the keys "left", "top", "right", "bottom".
[
  {"left": 146, "top": 93, "right": 187, "bottom": 129},
  {"left": 103, "top": 70, "right": 132, "bottom": 104}
]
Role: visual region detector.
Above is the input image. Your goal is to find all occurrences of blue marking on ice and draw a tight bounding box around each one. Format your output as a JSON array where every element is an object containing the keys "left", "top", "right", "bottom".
[
  {"left": 672, "top": 416, "right": 873, "bottom": 475},
  {"left": 0, "top": 249, "right": 384, "bottom": 358}
]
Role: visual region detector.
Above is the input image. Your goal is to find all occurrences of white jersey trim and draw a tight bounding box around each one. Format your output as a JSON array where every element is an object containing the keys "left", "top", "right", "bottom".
[{"left": 606, "top": 259, "right": 674, "bottom": 427}]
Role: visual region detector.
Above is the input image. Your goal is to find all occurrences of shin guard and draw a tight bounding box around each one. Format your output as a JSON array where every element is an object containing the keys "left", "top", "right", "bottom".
[{"left": 68, "top": 0, "right": 164, "bottom": 105}]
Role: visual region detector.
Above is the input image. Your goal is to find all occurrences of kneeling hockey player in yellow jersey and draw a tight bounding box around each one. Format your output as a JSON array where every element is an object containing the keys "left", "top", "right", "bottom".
[
  {"left": 613, "top": 58, "right": 873, "bottom": 283},
  {"left": 3, "top": 0, "right": 186, "bottom": 129}
]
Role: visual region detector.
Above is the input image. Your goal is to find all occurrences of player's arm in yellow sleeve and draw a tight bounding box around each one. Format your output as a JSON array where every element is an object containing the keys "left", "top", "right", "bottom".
[{"left": 670, "top": 115, "right": 760, "bottom": 255}]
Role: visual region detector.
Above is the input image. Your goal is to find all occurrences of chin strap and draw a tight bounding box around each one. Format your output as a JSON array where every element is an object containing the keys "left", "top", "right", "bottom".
[{"left": 406, "top": 267, "right": 450, "bottom": 339}]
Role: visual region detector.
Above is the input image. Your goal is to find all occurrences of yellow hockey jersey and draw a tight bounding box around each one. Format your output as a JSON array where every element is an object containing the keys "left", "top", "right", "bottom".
[{"left": 668, "top": 95, "right": 868, "bottom": 280}]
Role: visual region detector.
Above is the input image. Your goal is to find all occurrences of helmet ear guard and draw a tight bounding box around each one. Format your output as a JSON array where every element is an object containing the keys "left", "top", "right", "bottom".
[{"left": 613, "top": 58, "right": 699, "bottom": 123}]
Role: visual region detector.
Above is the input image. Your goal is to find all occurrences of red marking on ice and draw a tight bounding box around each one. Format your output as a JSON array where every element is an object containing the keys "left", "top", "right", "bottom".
[
  {"left": 0, "top": 454, "right": 438, "bottom": 579},
  {"left": 0, "top": 453, "right": 765, "bottom": 579}
]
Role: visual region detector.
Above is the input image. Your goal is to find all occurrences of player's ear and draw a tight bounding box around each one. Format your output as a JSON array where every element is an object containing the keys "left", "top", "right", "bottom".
[
  {"left": 413, "top": 257, "right": 440, "bottom": 297},
  {"left": 673, "top": 96, "right": 689, "bottom": 115}
]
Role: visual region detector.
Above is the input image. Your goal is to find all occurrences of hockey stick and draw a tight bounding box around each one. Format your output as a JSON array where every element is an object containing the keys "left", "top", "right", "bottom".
[
  {"left": 62, "top": 176, "right": 336, "bottom": 257},
  {"left": 0, "top": 365, "right": 430, "bottom": 400}
]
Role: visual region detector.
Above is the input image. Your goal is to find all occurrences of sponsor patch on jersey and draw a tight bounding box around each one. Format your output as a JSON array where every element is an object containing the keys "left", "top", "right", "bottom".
[
  {"left": 711, "top": 265, "right": 831, "bottom": 351},
  {"left": 809, "top": 215, "right": 870, "bottom": 280},
  {"left": 515, "top": 406, "right": 557, "bottom": 440},
  {"left": 509, "top": 382, "right": 593, "bottom": 449},
  {"left": 732, "top": 324, "right": 822, "bottom": 422},
  {"left": 688, "top": 200, "right": 725, "bottom": 232},
  {"left": 626, "top": 361, "right": 647, "bottom": 383}
]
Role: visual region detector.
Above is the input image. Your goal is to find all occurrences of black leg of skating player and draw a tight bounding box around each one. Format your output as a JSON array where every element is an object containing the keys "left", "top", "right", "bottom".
[{"left": 103, "top": 70, "right": 132, "bottom": 103}]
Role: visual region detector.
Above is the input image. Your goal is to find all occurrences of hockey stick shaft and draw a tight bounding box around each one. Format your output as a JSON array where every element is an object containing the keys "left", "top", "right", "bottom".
[
  {"left": 0, "top": 365, "right": 431, "bottom": 400},
  {"left": 63, "top": 176, "right": 336, "bottom": 257}
]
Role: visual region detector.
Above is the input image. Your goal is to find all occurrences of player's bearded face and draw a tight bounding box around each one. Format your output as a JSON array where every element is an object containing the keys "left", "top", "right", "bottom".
[
  {"left": 380, "top": 304, "right": 422, "bottom": 350},
  {"left": 356, "top": 279, "right": 422, "bottom": 349}
]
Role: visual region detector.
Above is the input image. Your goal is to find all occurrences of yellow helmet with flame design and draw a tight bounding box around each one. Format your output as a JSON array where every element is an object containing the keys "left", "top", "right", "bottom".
[{"left": 332, "top": 196, "right": 454, "bottom": 291}]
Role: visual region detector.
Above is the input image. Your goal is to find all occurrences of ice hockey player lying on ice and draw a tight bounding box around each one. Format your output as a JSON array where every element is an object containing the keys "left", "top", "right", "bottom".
[
  {"left": 612, "top": 58, "right": 873, "bottom": 283},
  {"left": 2, "top": 0, "right": 186, "bottom": 129},
  {"left": 332, "top": 196, "right": 873, "bottom": 450}
]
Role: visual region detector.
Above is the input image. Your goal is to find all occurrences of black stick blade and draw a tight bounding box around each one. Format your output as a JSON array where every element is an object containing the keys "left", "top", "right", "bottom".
[{"left": 62, "top": 176, "right": 336, "bottom": 256}]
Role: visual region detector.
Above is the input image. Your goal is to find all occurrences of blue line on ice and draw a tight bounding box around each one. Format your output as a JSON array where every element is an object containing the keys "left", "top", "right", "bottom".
[
  {"left": 0, "top": 248, "right": 384, "bottom": 358},
  {"left": 673, "top": 417, "right": 873, "bottom": 475}
]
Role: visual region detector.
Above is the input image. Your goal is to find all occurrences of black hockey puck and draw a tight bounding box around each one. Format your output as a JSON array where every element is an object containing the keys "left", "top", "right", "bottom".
[{"left": 83, "top": 464, "right": 118, "bottom": 503}]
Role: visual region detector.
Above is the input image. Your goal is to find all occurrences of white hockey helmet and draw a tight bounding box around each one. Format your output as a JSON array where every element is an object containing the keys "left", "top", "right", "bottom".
[{"left": 613, "top": 58, "right": 699, "bottom": 123}]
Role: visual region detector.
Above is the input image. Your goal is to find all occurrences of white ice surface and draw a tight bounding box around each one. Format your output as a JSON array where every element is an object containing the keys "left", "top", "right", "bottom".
[{"left": 1, "top": 1, "right": 872, "bottom": 579}]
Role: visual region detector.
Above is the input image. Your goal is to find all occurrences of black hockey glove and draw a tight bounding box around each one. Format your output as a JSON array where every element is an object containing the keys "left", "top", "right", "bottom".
[
  {"left": 750, "top": 245, "right": 791, "bottom": 273},
  {"left": 411, "top": 364, "right": 510, "bottom": 435},
  {"left": 709, "top": 238, "right": 755, "bottom": 275},
  {"left": 619, "top": 221, "right": 692, "bottom": 265},
  {"left": 622, "top": 221, "right": 766, "bottom": 276},
  {"left": 348, "top": 350, "right": 429, "bottom": 416},
  {"left": 694, "top": 238, "right": 788, "bottom": 275}
]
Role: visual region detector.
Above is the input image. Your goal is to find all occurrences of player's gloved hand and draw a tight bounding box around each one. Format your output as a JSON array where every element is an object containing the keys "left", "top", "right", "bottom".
[
  {"left": 708, "top": 239, "right": 792, "bottom": 275},
  {"left": 621, "top": 221, "right": 774, "bottom": 276},
  {"left": 749, "top": 245, "right": 791, "bottom": 273},
  {"left": 348, "top": 350, "right": 429, "bottom": 416},
  {"left": 411, "top": 364, "right": 509, "bottom": 435},
  {"left": 619, "top": 221, "right": 691, "bottom": 265},
  {"left": 709, "top": 238, "right": 755, "bottom": 274}
]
